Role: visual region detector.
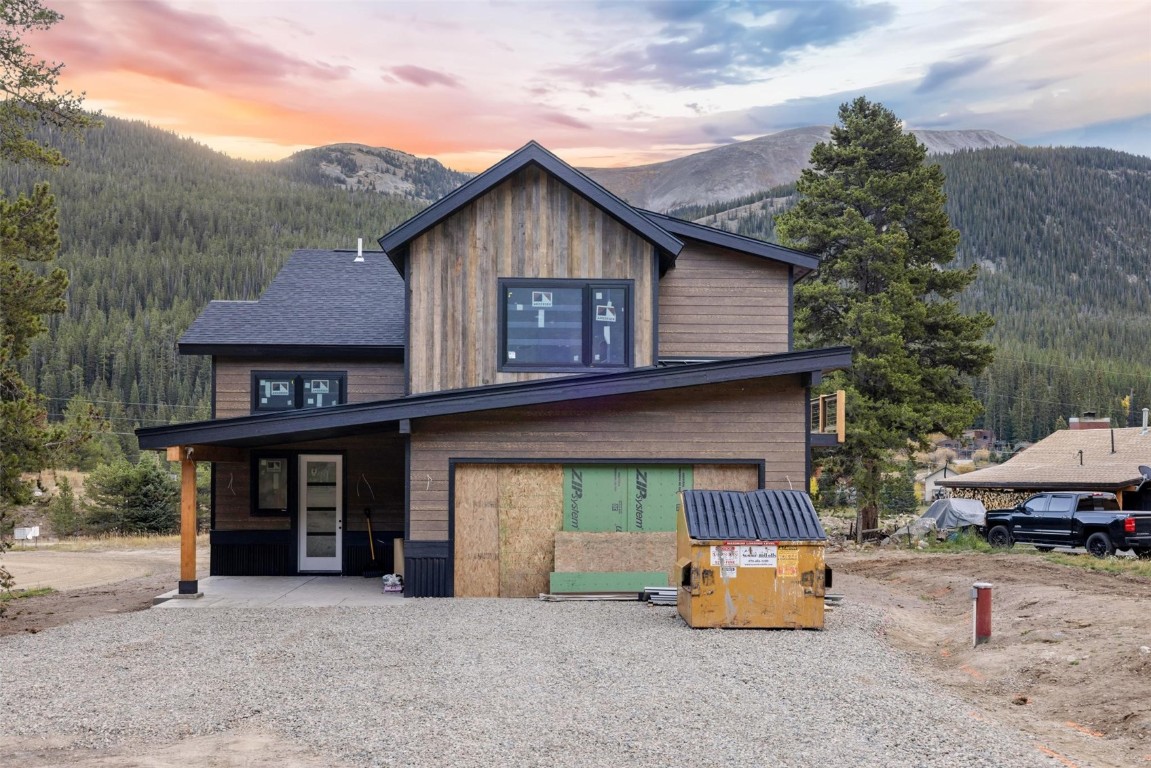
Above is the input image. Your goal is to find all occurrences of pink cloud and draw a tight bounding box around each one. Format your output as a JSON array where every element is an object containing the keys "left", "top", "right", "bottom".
[
  {"left": 538, "top": 112, "right": 592, "bottom": 130},
  {"left": 387, "top": 65, "right": 461, "bottom": 89},
  {"left": 39, "top": 0, "right": 350, "bottom": 89}
]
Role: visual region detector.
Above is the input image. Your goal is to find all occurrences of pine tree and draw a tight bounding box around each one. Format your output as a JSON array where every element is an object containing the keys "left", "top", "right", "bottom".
[
  {"left": 776, "top": 97, "right": 994, "bottom": 536},
  {"left": 1, "top": 0, "right": 94, "bottom": 508}
]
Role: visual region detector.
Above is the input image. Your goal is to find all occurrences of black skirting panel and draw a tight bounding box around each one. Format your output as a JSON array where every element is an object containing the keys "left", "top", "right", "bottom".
[
  {"left": 210, "top": 530, "right": 294, "bottom": 576},
  {"left": 343, "top": 530, "right": 403, "bottom": 576},
  {"left": 404, "top": 540, "right": 451, "bottom": 597}
]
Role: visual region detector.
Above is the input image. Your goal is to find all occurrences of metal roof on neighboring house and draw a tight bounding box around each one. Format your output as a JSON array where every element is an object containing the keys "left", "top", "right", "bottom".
[
  {"left": 937, "top": 427, "right": 1151, "bottom": 490},
  {"left": 178, "top": 249, "right": 405, "bottom": 355},
  {"left": 681, "top": 489, "right": 826, "bottom": 541}
]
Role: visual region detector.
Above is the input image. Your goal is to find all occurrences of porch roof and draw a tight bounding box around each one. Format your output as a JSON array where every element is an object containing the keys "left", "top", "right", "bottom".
[{"left": 137, "top": 346, "right": 852, "bottom": 450}]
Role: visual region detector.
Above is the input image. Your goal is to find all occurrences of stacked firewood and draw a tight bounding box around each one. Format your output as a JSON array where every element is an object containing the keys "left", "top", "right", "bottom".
[{"left": 948, "top": 488, "right": 1031, "bottom": 509}]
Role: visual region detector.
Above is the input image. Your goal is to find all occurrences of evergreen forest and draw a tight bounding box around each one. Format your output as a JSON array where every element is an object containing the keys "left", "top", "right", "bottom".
[
  {"left": 3, "top": 118, "right": 1149, "bottom": 464},
  {"left": 676, "top": 146, "right": 1151, "bottom": 443},
  {"left": 1, "top": 117, "right": 422, "bottom": 462}
]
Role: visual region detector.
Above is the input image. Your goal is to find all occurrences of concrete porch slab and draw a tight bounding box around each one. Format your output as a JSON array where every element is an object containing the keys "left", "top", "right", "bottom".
[{"left": 153, "top": 575, "right": 407, "bottom": 608}]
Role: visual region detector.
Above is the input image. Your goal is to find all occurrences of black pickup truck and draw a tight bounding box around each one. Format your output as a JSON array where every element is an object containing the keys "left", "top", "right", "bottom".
[{"left": 983, "top": 491, "right": 1151, "bottom": 558}]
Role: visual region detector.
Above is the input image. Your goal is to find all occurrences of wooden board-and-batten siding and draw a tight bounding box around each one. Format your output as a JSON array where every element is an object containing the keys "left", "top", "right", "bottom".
[
  {"left": 658, "top": 242, "right": 791, "bottom": 358},
  {"left": 410, "top": 375, "right": 806, "bottom": 543},
  {"left": 454, "top": 463, "right": 759, "bottom": 598},
  {"left": 406, "top": 164, "right": 657, "bottom": 394}
]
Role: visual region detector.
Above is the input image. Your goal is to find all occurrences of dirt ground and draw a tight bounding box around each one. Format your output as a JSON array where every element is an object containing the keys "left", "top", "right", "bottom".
[
  {"left": 830, "top": 546, "right": 1151, "bottom": 768},
  {"left": 2, "top": 544, "right": 1149, "bottom": 767}
]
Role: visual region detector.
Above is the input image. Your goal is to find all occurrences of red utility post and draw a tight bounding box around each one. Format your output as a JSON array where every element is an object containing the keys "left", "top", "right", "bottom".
[{"left": 972, "top": 582, "right": 993, "bottom": 646}]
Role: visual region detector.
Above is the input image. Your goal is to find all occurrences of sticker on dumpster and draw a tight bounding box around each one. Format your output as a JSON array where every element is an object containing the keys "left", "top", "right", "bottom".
[
  {"left": 739, "top": 545, "right": 777, "bottom": 567},
  {"left": 710, "top": 546, "right": 739, "bottom": 567},
  {"left": 720, "top": 565, "right": 737, "bottom": 579},
  {"left": 777, "top": 546, "right": 799, "bottom": 577}
]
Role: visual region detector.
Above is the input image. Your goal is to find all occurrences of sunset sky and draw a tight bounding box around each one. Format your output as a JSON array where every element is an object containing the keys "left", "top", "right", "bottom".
[{"left": 31, "top": 0, "right": 1151, "bottom": 170}]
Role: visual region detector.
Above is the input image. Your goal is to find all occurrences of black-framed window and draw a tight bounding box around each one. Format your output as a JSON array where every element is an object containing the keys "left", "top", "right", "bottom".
[
  {"left": 252, "top": 371, "right": 346, "bottom": 413},
  {"left": 500, "top": 279, "right": 631, "bottom": 370},
  {"left": 253, "top": 453, "right": 292, "bottom": 516}
]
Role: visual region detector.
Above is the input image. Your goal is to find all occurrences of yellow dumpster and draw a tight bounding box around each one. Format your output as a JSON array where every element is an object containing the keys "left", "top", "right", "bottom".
[{"left": 677, "top": 489, "right": 827, "bottom": 629}]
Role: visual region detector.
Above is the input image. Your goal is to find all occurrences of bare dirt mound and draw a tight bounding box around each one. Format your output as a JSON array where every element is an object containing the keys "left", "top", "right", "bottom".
[{"left": 831, "top": 549, "right": 1151, "bottom": 768}]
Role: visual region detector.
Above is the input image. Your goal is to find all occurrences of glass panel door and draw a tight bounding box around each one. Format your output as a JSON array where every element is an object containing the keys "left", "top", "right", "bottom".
[{"left": 298, "top": 455, "right": 342, "bottom": 572}]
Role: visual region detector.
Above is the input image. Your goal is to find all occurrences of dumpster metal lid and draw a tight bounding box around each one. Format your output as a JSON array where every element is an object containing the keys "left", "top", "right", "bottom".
[{"left": 681, "top": 489, "right": 826, "bottom": 541}]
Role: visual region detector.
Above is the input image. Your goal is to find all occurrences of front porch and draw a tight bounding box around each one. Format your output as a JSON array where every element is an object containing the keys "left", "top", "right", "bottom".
[{"left": 153, "top": 575, "right": 406, "bottom": 608}]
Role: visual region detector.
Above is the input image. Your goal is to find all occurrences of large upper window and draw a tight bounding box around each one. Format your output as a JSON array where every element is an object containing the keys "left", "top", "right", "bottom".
[
  {"left": 500, "top": 279, "right": 631, "bottom": 370},
  {"left": 252, "top": 371, "right": 346, "bottom": 413}
]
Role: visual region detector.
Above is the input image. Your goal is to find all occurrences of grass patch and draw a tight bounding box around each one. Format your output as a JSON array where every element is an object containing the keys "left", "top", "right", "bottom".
[
  {"left": 913, "top": 529, "right": 996, "bottom": 553},
  {"left": 1041, "top": 552, "right": 1151, "bottom": 578},
  {"left": 0, "top": 587, "right": 55, "bottom": 602}
]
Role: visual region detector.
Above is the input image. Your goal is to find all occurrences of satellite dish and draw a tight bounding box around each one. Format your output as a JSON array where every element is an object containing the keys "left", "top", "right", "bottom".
[{"left": 1141, "top": 465, "right": 1151, "bottom": 480}]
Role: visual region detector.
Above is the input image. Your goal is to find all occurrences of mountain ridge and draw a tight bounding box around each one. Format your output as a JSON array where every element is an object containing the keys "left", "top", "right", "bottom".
[{"left": 580, "top": 126, "right": 1020, "bottom": 211}]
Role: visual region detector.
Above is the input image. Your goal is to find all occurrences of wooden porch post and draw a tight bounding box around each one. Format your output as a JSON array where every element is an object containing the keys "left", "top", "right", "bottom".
[{"left": 168, "top": 446, "right": 200, "bottom": 596}]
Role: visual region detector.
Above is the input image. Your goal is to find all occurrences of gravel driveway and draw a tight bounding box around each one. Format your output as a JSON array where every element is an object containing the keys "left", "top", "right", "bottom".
[{"left": 1, "top": 600, "right": 1057, "bottom": 767}]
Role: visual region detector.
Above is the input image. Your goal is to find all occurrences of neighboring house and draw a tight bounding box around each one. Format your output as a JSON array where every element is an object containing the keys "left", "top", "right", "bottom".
[
  {"left": 937, "top": 426, "right": 1151, "bottom": 511},
  {"left": 922, "top": 465, "right": 956, "bottom": 502},
  {"left": 138, "top": 141, "right": 851, "bottom": 597}
]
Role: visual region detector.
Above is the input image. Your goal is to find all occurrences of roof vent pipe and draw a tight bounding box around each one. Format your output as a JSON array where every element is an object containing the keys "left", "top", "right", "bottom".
[
  {"left": 354, "top": 237, "right": 365, "bottom": 263},
  {"left": 1142, "top": 408, "right": 1149, "bottom": 435}
]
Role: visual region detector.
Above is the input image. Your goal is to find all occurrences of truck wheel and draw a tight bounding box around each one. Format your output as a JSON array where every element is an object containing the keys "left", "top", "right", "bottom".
[
  {"left": 987, "top": 526, "right": 1013, "bottom": 549},
  {"left": 1085, "top": 532, "right": 1115, "bottom": 558},
  {"left": 1035, "top": 546, "right": 1054, "bottom": 553}
]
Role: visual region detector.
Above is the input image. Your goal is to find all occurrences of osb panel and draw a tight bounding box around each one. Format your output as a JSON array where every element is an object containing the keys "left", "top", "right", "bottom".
[
  {"left": 497, "top": 464, "right": 563, "bottom": 598},
  {"left": 553, "top": 531, "right": 677, "bottom": 584},
  {"left": 693, "top": 464, "right": 760, "bottom": 492},
  {"left": 453, "top": 465, "right": 501, "bottom": 597}
]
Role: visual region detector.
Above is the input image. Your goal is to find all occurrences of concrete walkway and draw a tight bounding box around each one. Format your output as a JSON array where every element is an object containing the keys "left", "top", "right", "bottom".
[{"left": 153, "top": 575, "right": 407, "bottom": 608}]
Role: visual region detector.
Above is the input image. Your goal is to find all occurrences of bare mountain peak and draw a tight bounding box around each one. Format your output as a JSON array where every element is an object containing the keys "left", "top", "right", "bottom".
[
  {"left": 278, "top": 143, "right": 472, "bottom": 201},
  {"left": 583, "top": 126, "right": 1020, "bottom": 211}
]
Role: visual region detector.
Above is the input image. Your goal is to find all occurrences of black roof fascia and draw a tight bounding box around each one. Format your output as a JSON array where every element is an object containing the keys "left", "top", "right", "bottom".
[
  {"left": 641, "top": 210, "right": 820, "bottom": 277},
  {"left": 137, "top": 345, "right": 852, "bottom": 450},
  {"left": 378, "top": 141, "right": 684, "bottom": 274},
  {"left": 178, "top": 344, "right": 404, "bottom": 362}
]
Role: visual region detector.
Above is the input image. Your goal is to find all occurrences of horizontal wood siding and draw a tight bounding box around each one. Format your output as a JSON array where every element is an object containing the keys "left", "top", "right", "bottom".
[
  {"left": 658, "top": 242, "right": 790, "bottom": 358},
  {"left": 408, "top": 377, "right": 806, "bottom": 541},
  {"left": 214, "top": 358, "right": 404, "bottom": 419},
  {"left": 408, "top": 165, "right": 656, "bottom": 394},
  {"left": 213, "top": 434, "right": 405, "bottom": 534}
]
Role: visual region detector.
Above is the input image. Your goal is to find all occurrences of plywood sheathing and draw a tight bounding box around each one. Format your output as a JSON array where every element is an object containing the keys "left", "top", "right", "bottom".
[
  {"left": 693, "top": 464, "right": 759, "bottom": 493},
  {"left": 498, "top": 465, "right": 563, "bottom": 598},
  {"left": 453, "top": 465, "right": 500, "bottom": 597},
  {"left": 554, "top": 531, "right": 677, "bottom": 585}
]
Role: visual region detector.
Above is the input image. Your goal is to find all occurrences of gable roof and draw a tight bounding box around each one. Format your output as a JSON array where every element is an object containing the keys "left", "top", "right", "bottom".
[
  {"left": 378, "top": 141, "right": 685, "bottom": 273},
  {"left": 137, "top": 346, "right": 851, "bottom": 449},
  {"left": 937, "top": 427, "right": 1151, "bottom": 491},
  {"left": 640, "top": 210, "right": 820, "bottom": 278},
  {"left": 179, "top": 249, "right": 405, "bottom": 357}
]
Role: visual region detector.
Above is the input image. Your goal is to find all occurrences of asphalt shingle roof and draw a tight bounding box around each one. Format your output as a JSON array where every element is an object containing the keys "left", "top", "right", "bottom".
[
  {"left": 937, "top": 427, "right": 1151, "bottom": 490},
  {"left": 179, "top": 249, "right": 405, "bottom": 350}
]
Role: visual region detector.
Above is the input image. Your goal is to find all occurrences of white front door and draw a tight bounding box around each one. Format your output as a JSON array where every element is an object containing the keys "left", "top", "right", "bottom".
[{"left": 298, "top": 455, "right": 343, "bottom": 572}]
